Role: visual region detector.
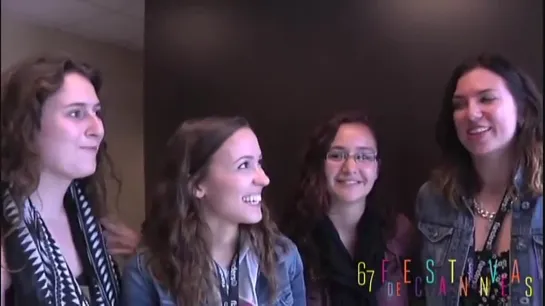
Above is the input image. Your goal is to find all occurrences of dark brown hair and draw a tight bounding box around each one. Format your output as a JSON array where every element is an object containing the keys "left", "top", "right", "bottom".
[
  {"left": 282, "top": 111, "right": 397, "bottom": 284},
  {"left": 433, "top": 53, "right": 543, "bottom": 203},
  {"left": 141, "top": 116, "right": 285, "bottom": 305},
  {"left": 1, "top": 54, "right": 119, "bottom": 228}
]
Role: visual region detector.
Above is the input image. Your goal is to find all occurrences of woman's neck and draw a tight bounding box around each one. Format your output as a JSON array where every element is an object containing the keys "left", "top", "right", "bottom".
[
  {"left": 473, "top": 148, "right": 516, "bottom": 193},
  {"left": 205, "top": 217, "right": 240, "bottom": 269},
  {"left": 472, "top": 147, "right": 516, "bottom": 208},
  {"left": 29, "top": 171, "right": 72, "bottom": 219},
  {"left": 327, "top": 200, "right": 366, "bottom": 232},
  {"left": 327, "top": 200, "right": 365, "bottom": 255}
]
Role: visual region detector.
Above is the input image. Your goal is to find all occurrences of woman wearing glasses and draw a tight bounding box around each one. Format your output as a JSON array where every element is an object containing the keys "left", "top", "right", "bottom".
[{"left": 283, "top": 111, "right": 417, "bottom": 306}]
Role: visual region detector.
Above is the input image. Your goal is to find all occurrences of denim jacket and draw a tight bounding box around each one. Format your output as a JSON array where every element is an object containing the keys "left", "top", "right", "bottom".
[
  {"left": 415, "top": 180, "right": 543, "bottom": 306},
  {"left": 121, "top": 235, "right": 307, "bottom": 306}
]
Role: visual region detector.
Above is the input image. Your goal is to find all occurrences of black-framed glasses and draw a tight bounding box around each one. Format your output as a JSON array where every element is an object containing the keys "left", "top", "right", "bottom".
[{"left": 326, "top": 150, "right": 378, "bottom": 163}]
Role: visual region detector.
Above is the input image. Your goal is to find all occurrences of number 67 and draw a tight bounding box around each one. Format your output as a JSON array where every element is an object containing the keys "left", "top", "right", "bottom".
[{"left": 357, "top": 261, "right": 375, "bottom": 292}]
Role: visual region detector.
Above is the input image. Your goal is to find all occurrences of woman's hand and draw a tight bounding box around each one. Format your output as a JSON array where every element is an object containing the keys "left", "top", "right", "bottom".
[{"left": 101, "top": 217, "right": 141, "bottom": 256}]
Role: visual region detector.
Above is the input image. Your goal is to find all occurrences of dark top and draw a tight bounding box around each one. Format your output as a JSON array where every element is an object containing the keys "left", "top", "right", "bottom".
[
  {"left": 461, "top": 250, "right": 510, "bottom": 306},
  {"left": 310, "top": 210, "right": 387, "bottom": 306}
]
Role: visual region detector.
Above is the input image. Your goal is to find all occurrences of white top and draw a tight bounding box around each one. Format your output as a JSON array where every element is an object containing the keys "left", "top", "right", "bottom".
[{"left": 215, "top": 242, "right": 260, "bottom": 306}]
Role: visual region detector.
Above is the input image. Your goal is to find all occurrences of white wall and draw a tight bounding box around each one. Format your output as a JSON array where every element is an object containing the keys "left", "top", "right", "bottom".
[{"left": 1, "top": 14, "right": 145, "bottom": 232}]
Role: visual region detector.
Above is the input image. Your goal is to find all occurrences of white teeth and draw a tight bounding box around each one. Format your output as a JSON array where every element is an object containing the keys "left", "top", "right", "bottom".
[
  {"left": 242, "top": 194, "right": 261, "bottom": 205},
  {"left": 337, "top": 180, "right": 360, "bottom": 185},
  {"left": 468, "top": 127, "right": 490, "bottom": 134}
]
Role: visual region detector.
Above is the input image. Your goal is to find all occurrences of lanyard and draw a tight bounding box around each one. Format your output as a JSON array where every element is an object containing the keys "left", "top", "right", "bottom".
[
  {"left": 216, "top": 237, "right": 241, "bottom": 306},
  {"left": 467, "top": 187, "right": 513, "bottom": 289}
]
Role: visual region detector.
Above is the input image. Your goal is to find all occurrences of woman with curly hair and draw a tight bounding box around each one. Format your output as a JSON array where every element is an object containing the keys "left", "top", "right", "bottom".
[
  {"left": 121, "top": 116, "right": 306, "bottom": 305},
  {"left": 0, "top": 54, "right": 121, "bottom": 306},
  {"left": 283, "top": 111, "right": 416, "bottom": 306},
  {"left": 415, "top": 54, "right": 543, "bottom": 306}
]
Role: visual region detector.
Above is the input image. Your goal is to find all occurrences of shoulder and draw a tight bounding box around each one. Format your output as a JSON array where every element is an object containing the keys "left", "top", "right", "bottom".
[
  {"left": 387, "top": 214, "right": 416, "bottom": 258},
  {"left": 275, "top": 234, "right": 299, "bottom": 258},
  {"left": 270, "top": 235, "right": 307, "bottom": 303},
  {"left": 122, "top": 248, "right": 154, "bottom": 283},
  {"left": 414, "top": 181, "right": 453, "bottom": 221},
  {"left": 395, "top": 214, "right": 413, "bottom": 241},
  {"left": 415, "top": 181, "right": 441, "bottom": 205},
  {"left": 274, "top": 234, "right": 303, "bottom": 270},
  {"left": 121, "top": 249, "right": 170, "bottom": 305}
]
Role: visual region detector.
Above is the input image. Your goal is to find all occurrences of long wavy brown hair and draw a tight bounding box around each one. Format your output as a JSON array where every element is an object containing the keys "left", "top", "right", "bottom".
[
  {"left": 432, "top": 53, "right": 543, "bottom": 204},
  {"left": 141, "top": 116, "right": 286, "bottom": 305},
  {"left": 281, "top": 111, "right": 398, "bottom": 286},
  {"left": 1, "top": 54, "right": 119, "bottom": 234}
]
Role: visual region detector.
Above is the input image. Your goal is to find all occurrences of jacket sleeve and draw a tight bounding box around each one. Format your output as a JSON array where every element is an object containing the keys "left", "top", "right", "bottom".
[
  {"left": 121, "top": 253, "right": 159, "bottom": 306},
  {"left": 289, "top": 244, "right": 307, "bottom": 305}
]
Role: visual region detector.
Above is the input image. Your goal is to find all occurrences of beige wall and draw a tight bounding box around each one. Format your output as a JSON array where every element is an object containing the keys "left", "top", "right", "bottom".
[{"left": 1, "top": 14, "right": 145, "bottom": 232}]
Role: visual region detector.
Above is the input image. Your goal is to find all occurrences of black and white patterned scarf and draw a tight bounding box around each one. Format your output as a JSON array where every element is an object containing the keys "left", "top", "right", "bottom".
[{"left": 1, "top": 181, "right": 121, "bottom": 306}]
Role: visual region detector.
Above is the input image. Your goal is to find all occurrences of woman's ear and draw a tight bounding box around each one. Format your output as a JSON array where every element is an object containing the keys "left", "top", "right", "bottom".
[{"left": 194, "top": 184, "right": 206, "bottom": 199}]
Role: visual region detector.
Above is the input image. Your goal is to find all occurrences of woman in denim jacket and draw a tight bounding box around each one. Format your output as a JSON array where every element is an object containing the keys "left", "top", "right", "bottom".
[
  {"left": 415, "top": 53, "right": 543, "bottom": 306},
  {"left": 121, "top": 117, "right": 306, "bottom": 305},
  {"left": 283, "top": 112, "right": 417, "bottom": 306}
]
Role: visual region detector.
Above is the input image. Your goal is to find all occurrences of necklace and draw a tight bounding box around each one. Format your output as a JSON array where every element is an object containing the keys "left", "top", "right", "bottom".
[
  {"left": 466, "top": 187, "right": 515, "bottom": 222},
  {"left": 472, "top": 200, "right": 496, "bottom": 222}
]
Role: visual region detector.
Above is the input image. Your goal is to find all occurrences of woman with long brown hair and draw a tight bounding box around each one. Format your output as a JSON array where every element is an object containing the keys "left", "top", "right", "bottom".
[
  {"left": 415, "top": 53, "right": 543, "bottom": 306},
  {"left": 0, "top": 55, "right": 121, "bottom": 306},
  {"left": 283, "top": 111, "right": 416, "bottom": 306},
  {"left": 121, "top": 116, "right": 306, "bottom": 305}
]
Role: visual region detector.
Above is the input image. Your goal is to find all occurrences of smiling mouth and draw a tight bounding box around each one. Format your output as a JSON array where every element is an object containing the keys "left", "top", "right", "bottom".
[
  {"left": 467, "top": 127, "right": 491, "bottom": 135},
  {"left": 335, "top": 180, "right": 362, "bottom": 185},
  {"left": 242, "top": 194, "right": 262, "bottom": 205}
]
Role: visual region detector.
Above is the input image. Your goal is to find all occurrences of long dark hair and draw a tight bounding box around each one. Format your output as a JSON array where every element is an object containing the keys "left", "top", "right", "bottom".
[
  {"left": 282, "top": 111, "right": 397, "bottom": 284},
  {"left": 141, "top": 116, "right": 286, "bottom": 305},
  {"left": 433, "top": 53, "right": 543, "bottom": 204}
]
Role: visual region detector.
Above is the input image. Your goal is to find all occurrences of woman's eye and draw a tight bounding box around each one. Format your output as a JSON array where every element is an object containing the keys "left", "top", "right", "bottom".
[
  {"left": 238, "top": 161, "right": 249, "bottom": 169},
  {"left": 480, "top": 95, "right": 496, "bottom": 103},
  {"left": 327, "top": 151, "right": 346, "bottom": 161},
  {"left": 69, "top": 110, "right": 84, "bottom": 118}
]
